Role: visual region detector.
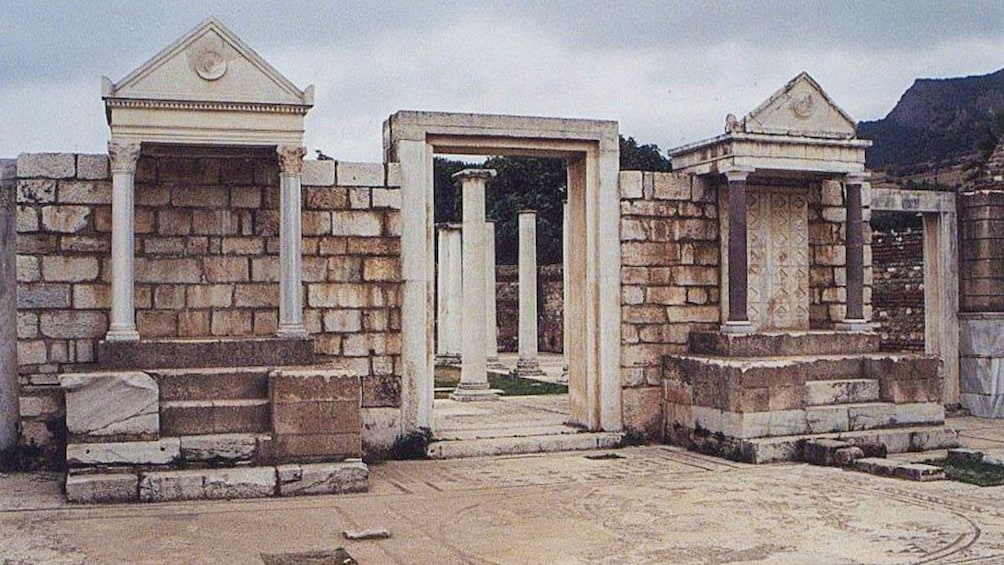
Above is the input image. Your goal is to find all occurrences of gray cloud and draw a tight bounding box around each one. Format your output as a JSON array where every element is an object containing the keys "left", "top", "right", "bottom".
[{"left": 2, "top": 1, "right": 1002, "bottom": 160}]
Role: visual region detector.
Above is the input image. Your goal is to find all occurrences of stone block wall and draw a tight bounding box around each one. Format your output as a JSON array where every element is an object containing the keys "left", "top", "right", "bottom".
[
  {"left": 619, "top": 171, "right": 720, "bottom": 436},
  {"left": 495, "top": 263, "right": 563, "bottom": 353},
  {"left": 871, "top": 224, "right": 925, "bottom": 351},
  {"left": 808, "top": 179, "right": 874, "bottom": 327},
  {"left": 13, "top": 151, "right": 403, "bottom": 457}
]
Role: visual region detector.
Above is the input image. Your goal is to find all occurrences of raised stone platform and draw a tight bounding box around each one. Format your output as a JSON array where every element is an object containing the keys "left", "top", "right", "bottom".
[
  {"left": 97, "top": 337, "right": 315, "bottom": 370},
  {"left": 688, "top": 330, "right": 881, "bottom": 357}
]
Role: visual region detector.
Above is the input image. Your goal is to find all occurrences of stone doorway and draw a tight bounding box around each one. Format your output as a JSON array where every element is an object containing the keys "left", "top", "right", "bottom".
[{"left": 383, "top": 111, "right": 622, "bottom": 438}]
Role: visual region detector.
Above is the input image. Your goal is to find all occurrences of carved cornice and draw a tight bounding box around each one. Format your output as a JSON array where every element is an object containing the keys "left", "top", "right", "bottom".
[
  {"left": 104, "top": 98, "right": 311, "bottom": 115},
  {"left": 276, "top": 145, "right": 306, "bottom": 175},
  {"left": 108, "top": 140, "right": 141, "bottom": 174}
]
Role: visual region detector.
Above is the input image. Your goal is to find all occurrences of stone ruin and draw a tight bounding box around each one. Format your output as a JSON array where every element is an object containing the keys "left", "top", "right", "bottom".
[{"left": 3, "top": 17, "right": 999, "bottom": 504}]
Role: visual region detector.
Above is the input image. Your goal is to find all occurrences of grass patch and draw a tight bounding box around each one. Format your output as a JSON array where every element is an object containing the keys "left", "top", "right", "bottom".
[
  {"left": 434, "top": 373, "right": 568, "bottom": 399},
  {"left": 929, "top": 458, "right": 1004, "bottom": 487}
]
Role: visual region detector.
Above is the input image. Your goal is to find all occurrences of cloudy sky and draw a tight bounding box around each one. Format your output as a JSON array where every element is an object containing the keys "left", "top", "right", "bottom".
[{"left": 2, "top": 1, "right": 1003, "bottom": 161}]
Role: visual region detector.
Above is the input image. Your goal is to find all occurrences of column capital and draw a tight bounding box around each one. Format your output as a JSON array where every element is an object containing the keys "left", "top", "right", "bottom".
[
  {"left": 276, "top": 145, "right": 306, "bottom": 175},
  {"left": 845, "top": 171, "right": 871, "bottom": 185},
  {"left": 107, "top": 139, "right": 141, "bottom": 175},
  {"left": 452, "top": 168, "right": 496, "bottom": 182},
  {"left": 721, "top": 166, "right": 755, "bottom": 183},
  {"left": 518, "top": 209, "right": 538, "bottom": 216}
]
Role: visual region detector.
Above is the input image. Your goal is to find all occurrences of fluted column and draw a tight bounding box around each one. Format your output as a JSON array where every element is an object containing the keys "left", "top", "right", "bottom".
[
  {"left": 517, "top": 210, "right": 545, "bottom": 375},
  {"left": 837, "top": 172, "right": 871, "bottom": 331},
  {"left": 485, "top": 219, "right": 502, "bottom": 368},
  {"left": 451, "top": 169, "right": 498, "bottom": 401},
  {"left": 276, "top": 145, "right": 308, "bottom": 338},
  {"left": 105, "top": 139, "right": 141, "bottom": 341},
  {"left": 722, "top": 167, "right": 755, "bottom": 334}
]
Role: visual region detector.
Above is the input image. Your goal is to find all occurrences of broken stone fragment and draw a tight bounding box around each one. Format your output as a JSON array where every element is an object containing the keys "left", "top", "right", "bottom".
[{"left": 60, "top": 371, "right": 159, "bottom": 440}]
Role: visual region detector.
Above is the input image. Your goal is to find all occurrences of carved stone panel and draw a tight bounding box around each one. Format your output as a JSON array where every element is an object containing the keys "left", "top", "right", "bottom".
[{"left": 747, "top": 185, "right": 809, "bottom": 330}]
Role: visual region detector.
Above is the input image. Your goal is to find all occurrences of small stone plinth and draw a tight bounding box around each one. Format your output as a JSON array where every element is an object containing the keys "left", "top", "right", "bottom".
[
  {"left": 514, "top": 358, "right": 546, "bottom": 377},
  {"left": 66, "top": 472, "right": 139, "bottom": 504},
  {"left": 688, "top": 331, "right": 881, "bottom": 357},
  {"left": 268, "top": 368, "right": 362, "bottom": 462},
  {"left": 276, "top": 460, "right": 369, "bottom": 496},
  {"left": 60, "top": 371, "right": 159, "bottom": 441},
  {"left": 97, "top": 336, "right": 315, "bottom": 370}
]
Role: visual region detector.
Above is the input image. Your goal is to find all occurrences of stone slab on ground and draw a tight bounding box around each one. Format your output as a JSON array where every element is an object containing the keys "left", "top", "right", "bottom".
[
  {"left": 852, "top": 457, "right": 946, "bottom": 481},
  {"left": 737, "top": 425, "right": 960, "bottom": 464},
  {"left": 276, "top": 461, "right": 369, "bottom": 496},
  {"left": 65, "top": 472, "right": 138, "bottom": 504},
  {"left": 66, "top": 438, "right": 180, "bottom": 467},
  {"left": 426, "top": 431, "right": 622, "bottom": 459},
  {"left": 60, "top": 371, "right": 159, "bottom": 441}
]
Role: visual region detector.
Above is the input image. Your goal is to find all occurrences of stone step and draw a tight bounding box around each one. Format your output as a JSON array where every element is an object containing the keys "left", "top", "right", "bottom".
[
  {"left": 153, "top": 367, "right": 270, "bottom": 402},
  {"left": 688, "top": 330, "right": 880, "bottom": 357},
  {"left": 434, "top": 424, "right": 580, "bottom": 441},
  {"left": 65, "top": 460, "right": 369, "bottom": 504},
  {"left": 161, "top": 399, "right": 270, "bottom": 436},
  {"left": 804, "top": 379, "right": 880, "bottom": 406},
  {"left": 805, "top": 402, "right": 897, "bottom": 434},
  {"left": 178, "top": 433, "right": 269, "bottom": 464},
  {"left": 426, "top": 432, "right": 623, "bottom": 459},
  {"left": 851, "top": 457, "right": 946, "bottom": 481},
  {"left": 97, "top": 336, "right": 314, "bottom": 370},
  {"left": 738, "top": 425, "right": 959, "bottom": 464}
]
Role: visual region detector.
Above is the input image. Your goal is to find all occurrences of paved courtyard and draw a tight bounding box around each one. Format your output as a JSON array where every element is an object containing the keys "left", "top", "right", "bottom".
[{"left": 3, "top": 415, "right": 1004, "bottom": 564}]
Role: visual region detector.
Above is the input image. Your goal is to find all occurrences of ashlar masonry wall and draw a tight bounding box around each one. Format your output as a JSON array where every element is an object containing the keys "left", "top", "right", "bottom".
[
  {"left": 619, "top": 171, "right": 720, "bottom": 437},
  {"left": 14, "top": 151, "right": 403, "bottom": 454}
]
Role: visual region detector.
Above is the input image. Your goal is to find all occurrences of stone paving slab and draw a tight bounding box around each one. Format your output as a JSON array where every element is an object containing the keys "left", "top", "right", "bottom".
[{"left": 6, "top": 443, "right": 1004, "bottom": 563}]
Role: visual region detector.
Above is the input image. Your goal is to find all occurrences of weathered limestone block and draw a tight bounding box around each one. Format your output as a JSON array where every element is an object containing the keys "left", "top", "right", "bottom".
[
  {"left": 75, "top": 154, "right": 109, "bottom": 180},
  {"left": 39, "top": 310, "right": 107, "bottom": 339},
  {"left": 41, "top": 256, "right": 99, "bottom": 282},
  {"left": 179, "top": 433, "right": 260, "bottom": 463},
  {"left": 17, "top": 153, "right": 75, "bottom": 179},
  {"left": 619, "top": 171, "right": 643, "bottom": 199},
  {"left": 66, "top": 438, "right": 180, "bottom": 466},
  {"left": 336, "top": 162, "right": 384, "bottom": 186},
  {"left": 361, "top": 407, "right": 401, "bottom": 453},
  {"left": 371, "top": 188, "right": 401, "bottom": 209},
  {"left": 330, "top": 211, "right": 381, "bottom": 236},
  {"left": 66, "top": 472, "right": 138, "bottom": 504},
  {"left": 40, "top": 206, "right": 90, "bottom": 232},
  {"left": 269, "top": 368, "right": 363, "bottom": 461},
  {"left": 139, "top": 467, "right": 277, "bottom": 502},
  {"left": 17, "top": 283, "right": 71, "bottom": 309},
  {"left": 276, "top": 460, "right": 368, "bottom": 496},
  {"left": 302, "top": 160, "right": 335, "bottom": 186},
  {"left": 60, "top": 372, "right": 159, "bottom": 440}
]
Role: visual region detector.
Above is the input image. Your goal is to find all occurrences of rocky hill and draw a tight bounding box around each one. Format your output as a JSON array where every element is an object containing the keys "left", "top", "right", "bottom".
[{"left": 858, "top": 68, "right": 1004, "bottom": 175}]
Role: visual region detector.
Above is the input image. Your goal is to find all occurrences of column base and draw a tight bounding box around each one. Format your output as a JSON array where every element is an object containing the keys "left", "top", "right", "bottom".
[
  {"left": 105, "top": 327, "right": 140, "bottom": 342},
  {"left": 515, "top": 357, "right": 546, "bottom": 376},
  {"left": 720, "top": 321, "right": 755, "bottom": 334},
  {"left": 486, "top": 357, "right": 506, "bottom": 370},
  {"left": 436, "top": 354, "right": 462, "bottom": 367},
  {"left": 276, "top": 324, "right": 309, "bottom": 339},
  {"left": 449, "top": 383, "right": 499, "bottom": 402},
  {"left": 834, "top": 319, "right": 875, "bottom": 332}
]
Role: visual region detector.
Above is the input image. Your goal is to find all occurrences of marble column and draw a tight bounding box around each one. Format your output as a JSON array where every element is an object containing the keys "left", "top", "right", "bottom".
[
  {"left": 105, "top": 139, "right": 141, "bottom": 341},
  {"left": 485, "top": 220, "right": 502, "bottom": 368},
  {"left": 837, "top": 172, "right": 871, "bottom": 331},
  {"left": 451, "top": 169, "right": 498, "bottom": 401},
  {"left": 436, "top": 224, "right": 462, "bottom": 364},
  {"left": 276, "top": 145, "right": 308, "bottom": 338},
  {"left": 560, "top": 200, "right": 570, "bottom": 383},
  {"left": 722, "top": 168, "right": 755, "bottom": 334},
  {"left": 0, "top": 162, "right": 18, "bottom": 450},
  {"left": 517, "top": 210, "right": 545, "bottom": 375}
]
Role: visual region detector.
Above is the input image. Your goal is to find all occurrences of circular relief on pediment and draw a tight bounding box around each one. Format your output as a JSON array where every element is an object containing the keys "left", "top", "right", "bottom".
[
  {"left": 194, "top": 48, "right": 227, "bottom": 81},
  {"left": 789, "top": 94, "right": 815, "bottom": 120}
]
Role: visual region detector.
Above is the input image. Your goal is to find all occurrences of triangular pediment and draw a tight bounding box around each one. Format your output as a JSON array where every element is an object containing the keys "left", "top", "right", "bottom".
[
  {"left": 742, "top": 72, "right": 856, "bottom": 139},
  {"left": 105, "top": 17, "right": 311, "bottom": 106}
]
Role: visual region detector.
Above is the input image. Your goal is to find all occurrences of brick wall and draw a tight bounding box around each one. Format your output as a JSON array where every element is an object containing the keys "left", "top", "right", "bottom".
[
  {"left": 871, "top": 224, "right": 925, "bottom": 351},
  {"left": 495, "top": 263, "right": 563, "bottom": 353},
  {"left": 960, "top": 189, "right": 1004, "bottom": 312},
  {"left": 619, "top": 171, "right": 720, "bottom": 436}
]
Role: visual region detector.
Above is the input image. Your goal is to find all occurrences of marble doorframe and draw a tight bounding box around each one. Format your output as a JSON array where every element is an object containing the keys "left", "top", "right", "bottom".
[
  {"left": 870, "top": 187, "right": 959, "bottom": 406},
  {"left": 384, "top": 112, "right": 622, "bottom": 434}
]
